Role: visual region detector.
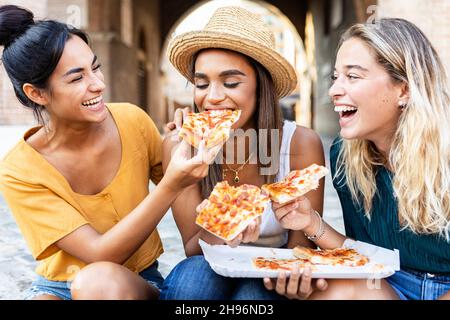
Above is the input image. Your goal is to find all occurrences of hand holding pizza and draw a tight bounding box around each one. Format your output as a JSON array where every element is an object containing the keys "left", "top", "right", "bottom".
[
  {"left": 162, "top": 139, "right": 221, "bottom": 192},
  {"left": 195, "top": 192, "right": 263, "bottom": 248},
  {"left": 164, "top": 107, "right": 190, "bottom": 137},
  {"left": 272, "top": 196, "right": 316, "bottom": 232},
  {"left": 263, "top": 267, "right": 328, "bottom": 300},
  {"left": 225, "top": 216, "right": 261, "bottom": 248}
]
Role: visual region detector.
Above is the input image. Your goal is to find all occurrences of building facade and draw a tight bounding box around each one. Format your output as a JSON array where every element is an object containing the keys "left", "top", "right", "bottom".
[{"left": 1, "top": 0, "right": 448, "bottom": 137}]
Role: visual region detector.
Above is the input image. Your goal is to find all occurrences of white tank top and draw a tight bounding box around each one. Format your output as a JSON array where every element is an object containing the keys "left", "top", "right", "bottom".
[{"left": 252, "top": 120, "right": 297, "bottom": 248}]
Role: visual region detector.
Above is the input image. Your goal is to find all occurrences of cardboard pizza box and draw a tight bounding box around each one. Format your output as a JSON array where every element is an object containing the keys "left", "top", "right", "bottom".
[{"left": 199, "top": 239, "right": 400, "bottom": 279}]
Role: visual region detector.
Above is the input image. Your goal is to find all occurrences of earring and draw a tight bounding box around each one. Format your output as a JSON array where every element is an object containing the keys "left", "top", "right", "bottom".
[{"left": 399, "top": 101, "right": 407, "bottom": 109}]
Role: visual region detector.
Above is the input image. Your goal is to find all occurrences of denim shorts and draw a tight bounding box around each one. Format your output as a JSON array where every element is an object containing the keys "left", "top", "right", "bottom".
[
  {"left": 386, "top": 267, "right": 450, "bottom": 300},
  {"left": 24, "top": 261, "right": 164, "bottom": 300}
]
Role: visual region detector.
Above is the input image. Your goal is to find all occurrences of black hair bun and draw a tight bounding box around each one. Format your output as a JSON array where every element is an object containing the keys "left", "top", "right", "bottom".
[{"left": 0, "top": 5, "right": 35, "bottom": 47}]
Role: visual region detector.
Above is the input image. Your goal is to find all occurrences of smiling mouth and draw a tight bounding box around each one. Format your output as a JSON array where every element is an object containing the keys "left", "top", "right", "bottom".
[
  {"left": 334, "top": 105, "right": 358, "bottom": 118},
  {"left": 82, "top": 95, "right": 103, "bottom": 109}
]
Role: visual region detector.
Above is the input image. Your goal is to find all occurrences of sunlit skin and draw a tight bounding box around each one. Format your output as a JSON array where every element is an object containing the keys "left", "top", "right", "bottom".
[{"left": 329, "top": 37, "right": 407, "bottom": 156}]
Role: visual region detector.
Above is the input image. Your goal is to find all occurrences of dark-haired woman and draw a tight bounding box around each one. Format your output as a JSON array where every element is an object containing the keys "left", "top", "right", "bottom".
[
  {"left": 159, "top": 6, "right": 326, "bottom": 300},
  {"left": 0, "top": 5, "right": 221, "bottom": 300}
]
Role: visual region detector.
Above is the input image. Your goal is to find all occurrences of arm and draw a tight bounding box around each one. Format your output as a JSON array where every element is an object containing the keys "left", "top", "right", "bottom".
[
  {"left": 57, "top": 139, "right": 220, "bottom": 264},
  {"left": 273, "top": 127, "right": 346, "bottom": 250},
  {"left": 285, "top": 127, "right": 325, "bottom": 249},
  {"left": 57, "top": 183, "right": 180, "bottom": 264},
  {"left": 162, "top": 136, "right": 226, "bottom": 256}
]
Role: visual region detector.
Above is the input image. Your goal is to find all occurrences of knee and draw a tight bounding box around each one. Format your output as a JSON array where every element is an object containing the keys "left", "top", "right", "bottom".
[
  {"left": 71, "top": 261, "right": 141, "bottom": 300},
  {"left": 315, "top": 279, "right": 360, "bottom": 300}
]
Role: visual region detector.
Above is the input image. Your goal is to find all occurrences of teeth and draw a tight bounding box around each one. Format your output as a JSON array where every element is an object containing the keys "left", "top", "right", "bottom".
[
  {"left": 82, "top": 96, "right": 102, "bottom": 107},
  {"left": 334, "top": 105, "right": 357, "bottom": 112}
]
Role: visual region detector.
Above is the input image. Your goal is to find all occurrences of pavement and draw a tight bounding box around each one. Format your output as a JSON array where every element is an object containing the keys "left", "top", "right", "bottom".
[{"left": 0, "top": 125, "right": 344, "bottom": 300}]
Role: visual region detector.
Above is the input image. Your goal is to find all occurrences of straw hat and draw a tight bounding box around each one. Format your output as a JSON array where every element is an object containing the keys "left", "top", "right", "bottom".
[{"left": 167, "top": 6, "right": 297, "bottom": 98}]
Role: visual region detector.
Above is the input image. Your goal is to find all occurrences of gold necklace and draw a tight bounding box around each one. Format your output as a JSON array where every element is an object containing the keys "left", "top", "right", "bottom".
[{"left": 222, "top": 153, "right": 254, "bottom": 183}]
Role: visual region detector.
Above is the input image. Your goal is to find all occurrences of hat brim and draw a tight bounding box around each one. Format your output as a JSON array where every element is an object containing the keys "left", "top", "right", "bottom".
[{"left": 168, "top": 30, "right": 297, "bottom": 98}]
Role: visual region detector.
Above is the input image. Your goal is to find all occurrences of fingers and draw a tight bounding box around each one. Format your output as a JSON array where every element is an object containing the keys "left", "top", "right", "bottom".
[
  {"left": 315, "top": 278, "right": 328, "bottom": 291},
  {"left": 275, "top": 271, "right": 287, "bottom": 296},
  {"left": 196, "top": 199, "right": 209, "bottom": 213},
  {"left": 226, "top": 233, "right": 242, "bottom": 248},
  {"left": 172, "top": 139, "right": 192, "bottom": 160},
  {"left": 274, "top": 200, "right": 299, "bottom": 221},
  {"left": 263, "top": 278, "right": 275, "bottom": 291},
  {"left": 174, "top": 107, "right": 189, "bottom": 129},
  {"left": 298, "top": 267, "right": 312, "bottom": 298},
  {"left": 241, "top": 219, "right": 260, "bottom": 243},
  {"left": 189, "top": 141, "right": 222, "bottom": 166},
  {"left": 286, "top": 267, "right": 301, "bottom": 298},
  {"left": 164, "top": 122, "right": 177, "bottom": 134}
]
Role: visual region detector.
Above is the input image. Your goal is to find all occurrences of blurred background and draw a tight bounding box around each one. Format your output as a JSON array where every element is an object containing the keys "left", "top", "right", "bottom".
[{"left": 0, "top": 0, "right": 449, "bottom": 299}]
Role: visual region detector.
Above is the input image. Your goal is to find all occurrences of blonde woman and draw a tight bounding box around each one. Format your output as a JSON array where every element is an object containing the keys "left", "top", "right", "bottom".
[{"left": 265, "top": 18, "right": 450, "bottom": 300}]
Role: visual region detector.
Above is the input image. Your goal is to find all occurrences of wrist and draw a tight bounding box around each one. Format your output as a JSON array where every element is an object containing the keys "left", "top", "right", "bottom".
[
  {"left": 158, "top": 177, "right": 183, "bottom": 195},
  {"left": 303, "top": 209, "right": 326, "bottom": 242},
  {"left": 302, "top": 209, "right": 319, "bottom": 234}
]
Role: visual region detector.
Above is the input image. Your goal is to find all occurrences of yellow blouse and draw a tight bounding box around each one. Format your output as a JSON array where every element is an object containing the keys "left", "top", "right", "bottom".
[{"left": 0, "top": 103, "right": 164, "bottom": 281}]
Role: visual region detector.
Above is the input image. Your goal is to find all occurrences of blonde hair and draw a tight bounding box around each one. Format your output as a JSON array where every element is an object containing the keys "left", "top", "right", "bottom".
[{"left": 335, "top": 18, "right": 450, "bottom": 240}]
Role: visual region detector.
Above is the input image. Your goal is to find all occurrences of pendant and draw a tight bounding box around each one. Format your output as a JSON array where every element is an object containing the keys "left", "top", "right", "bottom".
[{"left": 233, "top": 174, "right": 240, "bottom": 183}]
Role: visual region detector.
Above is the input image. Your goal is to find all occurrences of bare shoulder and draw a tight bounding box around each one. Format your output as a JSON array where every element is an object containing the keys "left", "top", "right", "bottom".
[{"left": 289, "top": 126, "right": 325, "bottom": 169}]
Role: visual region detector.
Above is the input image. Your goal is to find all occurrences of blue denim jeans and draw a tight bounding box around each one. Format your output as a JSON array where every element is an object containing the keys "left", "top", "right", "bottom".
[
  {"left": 160, "top": 255, "right": 286, "bottom": 300},
  {"left": 386, "top": 267, "right": 450, "bottom": 300},
  {"left": 24, "top": 261, "right": 164, "bottom": 300}
]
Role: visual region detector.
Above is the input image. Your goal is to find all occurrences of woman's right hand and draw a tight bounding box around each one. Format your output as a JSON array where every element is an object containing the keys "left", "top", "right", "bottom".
[
  {"left": 161, "top": 140, "right": 221, "bottom": 192},
  {"left": 272, "top": 196, "right": 316, "bottom": 232}
]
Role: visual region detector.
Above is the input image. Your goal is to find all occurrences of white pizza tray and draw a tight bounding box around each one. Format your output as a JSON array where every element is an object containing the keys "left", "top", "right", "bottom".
[{"left": 199, "top": 239, "right": 400, "bottom": 279}]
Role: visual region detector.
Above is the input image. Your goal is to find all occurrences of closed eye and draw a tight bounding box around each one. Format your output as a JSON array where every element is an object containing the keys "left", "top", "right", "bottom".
[
  {"left": 347, "top": 74, "right": 360, "bottom": 80},
  {"left": 224, "top": 82, "right": 241, "bottom": 88},
  {"left": 195, "top": 84, "right": 209, "bottom": 90},
  {"left": 70, "top": 64, "right": 102, "bottom": 83}
]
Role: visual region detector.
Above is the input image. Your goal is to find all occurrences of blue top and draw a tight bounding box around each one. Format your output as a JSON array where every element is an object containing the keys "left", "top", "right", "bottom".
[{"left": 330, "top": 138, "right": 450, "bottom": 274}]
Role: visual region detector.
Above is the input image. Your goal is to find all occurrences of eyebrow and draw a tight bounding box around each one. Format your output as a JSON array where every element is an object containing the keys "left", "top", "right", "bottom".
[
  {"left": 194, "top": 69, "right": 246, "bottom": 79},
  {"left": 335, "top": 65, "right": 369, "bottom": 72},
  {"left": 63, "top": 55, "right": 98, "bottom": 77}
]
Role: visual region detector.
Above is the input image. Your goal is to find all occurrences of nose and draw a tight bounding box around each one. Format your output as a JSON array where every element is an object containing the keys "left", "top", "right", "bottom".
[
  {"left": 89, "top": 73, "right": 106, "bottom": 93},
  {"left": 206, "top": 83, "right": 225, "bottom": 104},
  {"left": 328, "top": 77, "right": 345, "bottom": 100}
]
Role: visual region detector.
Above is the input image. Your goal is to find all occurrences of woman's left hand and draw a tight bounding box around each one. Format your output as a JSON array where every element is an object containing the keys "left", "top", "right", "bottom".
[
  {"left": 263, "top": 267, "right": 328, "bottom": 300},
  {"left": 226, "top": 216, "right": 261, "bottom": 248}
]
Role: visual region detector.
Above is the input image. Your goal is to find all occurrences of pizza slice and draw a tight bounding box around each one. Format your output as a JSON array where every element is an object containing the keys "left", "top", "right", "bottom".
[
  {"left": 293, "top": 246, "right": 369, "bottom": 267},
  {"left": 196, "top": 181, "right": 270, "bottom": 241},
  {"left": 262, "top": 164, "right": 329, "bottom": 204},
  {"left": 252, "top": 257, "right": 315, "bottom": 271},
  {"left": 179, "top": 109, "right": 241, "bottom": 149}
]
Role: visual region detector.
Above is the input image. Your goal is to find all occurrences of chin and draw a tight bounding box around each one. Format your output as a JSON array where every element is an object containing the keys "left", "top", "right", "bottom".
[{"left": 339, "top": 128, "right": 359, "bottom": 140}]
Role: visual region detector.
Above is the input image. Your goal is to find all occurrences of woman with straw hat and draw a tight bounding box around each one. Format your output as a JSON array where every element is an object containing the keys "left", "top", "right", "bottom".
[{"left": 160, "top": 6, "right": 327, "bottom": 300}]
